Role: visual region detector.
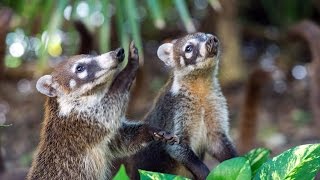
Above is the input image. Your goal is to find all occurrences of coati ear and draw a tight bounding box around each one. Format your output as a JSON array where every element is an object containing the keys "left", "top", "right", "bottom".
[
  {"left": 36, "top": 75, "right": 57, "bottom": 97},
  {"left": 157, "top": 43, "right": 174, "bottom": 67}
]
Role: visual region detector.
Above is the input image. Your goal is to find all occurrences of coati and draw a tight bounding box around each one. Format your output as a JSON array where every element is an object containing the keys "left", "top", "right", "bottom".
[
  {"left": 27, "top": 42, "right": 178, "bottom": 180},
  {"left": 125, "top": 33, "right": 237, "bottom": 179}
]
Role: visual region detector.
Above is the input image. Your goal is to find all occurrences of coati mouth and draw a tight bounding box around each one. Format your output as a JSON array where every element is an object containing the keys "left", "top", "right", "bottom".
[
  {"left": 207, "top": 47, "right": 218, "bottom": 57},
  {"left": 206, "top": 35, "right": 219, "bottom": 57}
]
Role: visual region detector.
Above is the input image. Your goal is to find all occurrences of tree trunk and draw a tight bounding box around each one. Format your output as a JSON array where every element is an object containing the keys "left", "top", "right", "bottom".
[
  {"left": 0, "top": 8, "right": 13, "bottom": 80},
  {"left": 215, "top": 0, "right": 246, "bottom": 84},
  {"left": 238, "top": 68, "right": 270, "bottom": 154},
  {"left": 289, "top": 20, "right": 320, "bottom": 137}
]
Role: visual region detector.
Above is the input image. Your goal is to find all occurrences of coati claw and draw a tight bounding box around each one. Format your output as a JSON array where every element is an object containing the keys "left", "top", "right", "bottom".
[
  {"left": 153, "top": 131, "right": 180, "bottom": 145},
  {"left": 129, "top": 41, "right": 139, "bottom": 64}
]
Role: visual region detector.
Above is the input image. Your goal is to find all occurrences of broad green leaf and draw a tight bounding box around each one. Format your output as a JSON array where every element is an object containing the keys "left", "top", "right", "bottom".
[
  {"left": 254, "top": 144, "right": 320, "bottom": 180},
  {"left": 244, "top": 148, "right": 270, "bottom": 175},
  {"left": 113, "top": 164, "right": 130, "bottom": 180},
  {"left": 207, "top": 157, "right": 252, "bottom": 180},
  {"left": 139, "top": 170, "right": 190, "bottom": 180}
]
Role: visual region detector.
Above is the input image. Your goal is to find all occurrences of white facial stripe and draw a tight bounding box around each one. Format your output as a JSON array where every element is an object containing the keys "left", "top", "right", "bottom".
[
  {"left": 199, "top": 43, "right": 206, "bottom": 58},
  {"left": 96, "top": 52, "right": 116, "bottom": 69},
  {"left": 189, "top": 39, "right": 198, "bottom": 44},
  {"left": 95, "top": 70, "right": 107, "bottom": 78},
  {"left": 182, "top": 39, "right": 198, "bottom": 51},
  {"left": 180, "top": 57, "right": 185, "bottom": 66},
  {"left": 171, "top": 76, "right": 181, "bottom": 95},
  {"left": 185, "top": 52, "right": 192, "bottom": 59},
  {"left": 69, "top": 79, "right": 77, "bottom": 89},
  {"left": 78, "top": 70, "right": 88, "bottom": 79}
]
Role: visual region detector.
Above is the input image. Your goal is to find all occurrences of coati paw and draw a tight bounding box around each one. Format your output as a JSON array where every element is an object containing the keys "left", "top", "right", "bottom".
[
  {"left": 129, "top": 41, "right": 139, "bottom": 65},
  {"left": 153, "top": 131, "right": 180, "bottom": 145}
]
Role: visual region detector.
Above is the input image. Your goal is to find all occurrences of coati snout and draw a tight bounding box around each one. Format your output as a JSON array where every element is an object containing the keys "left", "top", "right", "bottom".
[{"left": 157, "top": 32, "right": 220, "bottom": 71}]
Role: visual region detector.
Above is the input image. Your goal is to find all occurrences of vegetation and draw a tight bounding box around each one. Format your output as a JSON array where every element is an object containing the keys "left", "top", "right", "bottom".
[
  {"left": 113, "top": 144, "right": 320, "bottom": 180},
  {"left": 0, "top": 0, "right": 199, "bottom": 70}
]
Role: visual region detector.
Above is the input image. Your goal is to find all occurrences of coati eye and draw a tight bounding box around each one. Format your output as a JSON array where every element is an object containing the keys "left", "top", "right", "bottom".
[
  {"left": 76, "top": 65, "right": 85, "bottom": 73},
  {"left": 185, "top": 45, "right": 193, "bottom": 53}
]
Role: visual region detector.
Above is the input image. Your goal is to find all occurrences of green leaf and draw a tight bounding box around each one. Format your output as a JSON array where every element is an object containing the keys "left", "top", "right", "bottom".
[
  {"left": 147, "top": 0, "right": 166, "bottom": 29},
  {"left": 0, "top": 124, "right": 12, "bottom": 128},
  {"left": 124, "top": 0, "right": 144, "bottom": 65},
  {"left": 244, "top": 148, "right": 270, "bottom": 175},
  {"left": 99, "top": 0, "right": 111, "bottom": 52},
  {"left": 139, "top": 170, "right": 190, "bottom": 180},
  {"left": 207, "top": 157, "right": 251, "bottom": 180},
  {"left": 173, "top": 0, "right": 195, "bottom": 33},
  {"left": 115, "top": 0, "right": 129, "bottom": 68},
  {"left": 113, "top": 165, "right": 130, "bottom": 180},
  {"left": 254, "top": 144, "right": 320, "bottom": 180}
]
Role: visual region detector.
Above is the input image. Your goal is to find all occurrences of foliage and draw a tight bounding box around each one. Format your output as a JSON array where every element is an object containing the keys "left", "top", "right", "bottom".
[
  {"left": 244, "top": 148, "right": 270, "bottom": 175},
  {"left": 207, "top": 157, "right": 252, "bottom": 180},
  {"left": 113, "top": 144, "right": 320, "bottom": 180},
  {"left": 254, "top": 144, "right": 320, "bottom": 180},
  {"left": 113, "top": 165, "right": 130, "bottom": 180},
  {"left": 260, "top": 0, "right": 313, "bottom": 26},
  {"left": 2, "top": 0, "right": 199, "bottom": 70},
  {"left": 139, "top": 170, "right": 190, "bottom": 180},
  {"left": 0, "top": 124, "right": 12, "bottom": 128}
]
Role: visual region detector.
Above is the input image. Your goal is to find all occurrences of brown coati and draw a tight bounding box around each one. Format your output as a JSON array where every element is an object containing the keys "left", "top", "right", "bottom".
[
  {"left": 27, "top": 42, "right": 178, "bottom": 180},
  {"left": 124, "top": 33, "right": 237, "bottom": 179}
]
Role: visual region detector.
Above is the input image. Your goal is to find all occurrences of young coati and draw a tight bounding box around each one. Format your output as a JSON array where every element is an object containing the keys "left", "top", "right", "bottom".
[
  {"left": 125, "top": 33, "right": 237, "bottom": 179},
  {"left": 27, "top": 42, "right": 178, "bottom": 180}
]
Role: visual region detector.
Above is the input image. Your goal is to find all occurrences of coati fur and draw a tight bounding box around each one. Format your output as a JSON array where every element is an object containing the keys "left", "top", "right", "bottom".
[
  {"left": 124, "top": 33, "right": 238, "bottom": 179},
  {"left": 27, "top": 42, "right": 178, "bottom": 180}
]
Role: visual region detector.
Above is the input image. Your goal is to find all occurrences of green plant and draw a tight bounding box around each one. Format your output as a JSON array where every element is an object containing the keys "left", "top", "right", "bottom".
[
  {"left": 113, "top": 165, "right": 130, "bottom": 180},
  {"left": 1, "top": 0, "right": 201, "bottom": 71},
  {"left": 260, "top": 0, "right": 313, "bottom": 26},
  {"left": 0, "top": 124, "right": 12, "bottom": 128},
  {"left": 113, "top": 144, "right": 320, "bottom": 180}
]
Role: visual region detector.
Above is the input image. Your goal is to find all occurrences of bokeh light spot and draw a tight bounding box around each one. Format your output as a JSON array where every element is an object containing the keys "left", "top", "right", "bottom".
[
  {"left": 77, "top": 1, "right": 89, "bottom": 18},
  {"left": 292, "top": 65, "right": 307, "bottom": 80},
  {"left": 5, "top": 55, "right": 22, "bottom": 68},
  {"left": 17, "top": 79, "right": 33, "bottom": 94},
  {"left": 64, "top": 5, "right": 72, "bottom": 20},
  {"left": 9, "top": 42, "right": 25, "bottom": 57},
  {"left": 48, "top": 43, "right": 62, "bottom": 57},
  {"left": 90, "top": 11, "right": 104, "bottom": 26}
]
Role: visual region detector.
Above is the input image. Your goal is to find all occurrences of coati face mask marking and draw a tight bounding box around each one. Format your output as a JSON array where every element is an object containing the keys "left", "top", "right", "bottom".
[
  {"left": 157, "top": 32, "right": 220, "bottom": 75},
  {"left": 36, "top": 48, "right": 125, "bottom": 116},
  {"left": 36, "top": 48, "right": 125, "bottom": 98}
]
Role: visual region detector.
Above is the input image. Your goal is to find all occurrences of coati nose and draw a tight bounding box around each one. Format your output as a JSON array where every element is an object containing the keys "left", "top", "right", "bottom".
[
  {"left": 115, "top": 48, "right": 125, "bottom": 62},
  {"left": 207, "top": 35, "right": 219, "bottom": 47}
]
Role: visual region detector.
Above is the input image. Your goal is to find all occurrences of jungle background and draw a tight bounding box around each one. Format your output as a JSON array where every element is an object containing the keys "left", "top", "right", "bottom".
[{"left": 0, "top": 0, "right": 320, "bottom": 179}]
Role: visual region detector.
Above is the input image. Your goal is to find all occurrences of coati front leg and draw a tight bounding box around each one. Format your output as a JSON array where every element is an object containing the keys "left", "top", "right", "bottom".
[
  {"left": 208, "top": 132, "right": 238, "bottom": 162},
  {"left": 110, "top": 122, "right": 179, "bottom": 156},
  {"left": 166, "top": 143, "right": 210, "bottom": 180},
  {"left": 109, "top": 41, "right": 139, "bottom": 94}
]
